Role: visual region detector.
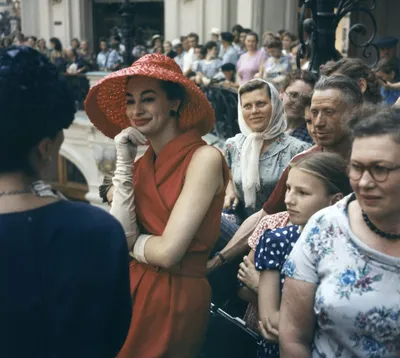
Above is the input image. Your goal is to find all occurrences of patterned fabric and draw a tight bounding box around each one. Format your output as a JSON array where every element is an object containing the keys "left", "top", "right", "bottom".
[
  {"left": 380, "top": 87, "right": 400, "bottom": 106},
  {"left": 283, "top": 194, "right": 400, "bottom": 358},
  {"left": 290, "top": 122, "right": 314, "bottom": 144},
  {"left": 224, "top": 133, "right": 310, "bottom": 220},
  {"left": 263, "top": 55, "right": 294, "bottom": 79},
  {"left": 197, "top": 58, "right": 223, "bottom": 79},
  {"left": 219, "top": 213, "right": 240, "bottom": 246},
  {"left": 255, "top": 225, "right": 301, "bottom": 358},
  {"left": 248, "top": 211, "right": 290, "bottom": 250}
]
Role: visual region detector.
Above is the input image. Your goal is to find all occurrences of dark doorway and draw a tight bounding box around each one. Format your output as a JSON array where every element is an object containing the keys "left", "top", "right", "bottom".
[{"left": 92, "top": 1, "right": 164, "bottom": 53}]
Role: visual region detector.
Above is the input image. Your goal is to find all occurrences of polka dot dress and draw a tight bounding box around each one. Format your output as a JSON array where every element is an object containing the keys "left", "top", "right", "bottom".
[{"left": 255, "top": 225, "right": 301, "bottom": 358}]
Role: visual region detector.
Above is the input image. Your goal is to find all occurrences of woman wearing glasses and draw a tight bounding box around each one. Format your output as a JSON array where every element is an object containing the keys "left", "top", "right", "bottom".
[{"left": 280, "top": 107, "right": 400, "bottom": 358}]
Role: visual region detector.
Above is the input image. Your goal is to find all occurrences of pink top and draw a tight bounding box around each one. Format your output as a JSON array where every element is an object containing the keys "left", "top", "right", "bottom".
[{"left": 236, "top": 50, "right": 267, "bottom": 84}]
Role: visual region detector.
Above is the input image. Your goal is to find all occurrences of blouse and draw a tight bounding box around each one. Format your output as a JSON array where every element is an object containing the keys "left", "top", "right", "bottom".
[
  {"left": 197, "top": 58, "right": 222, "bottom": 79},
  {"left": 236, "top": 50, "right": 266, "bottom": 84},
  {"left": 263, "top": 55, "right": 294, "bottom": 79},
  {"left": 283, "top": 194, "right": 400, "bottom": 358},
  {"left": 224, "top": 133, "right": 311, "bottom": 219},
  {"left": 255, "top": 225, "right": 301, "bottom": 358}
]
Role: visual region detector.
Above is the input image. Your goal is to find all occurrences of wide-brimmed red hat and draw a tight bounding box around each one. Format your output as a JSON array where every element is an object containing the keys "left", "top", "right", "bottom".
[{"left": 84, "top": 54, "right": 215, "bottom": 138}]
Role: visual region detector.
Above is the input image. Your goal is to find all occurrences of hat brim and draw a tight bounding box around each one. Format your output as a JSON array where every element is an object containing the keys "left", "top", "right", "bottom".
[{"left": 85, "top": 55, "right": 215, "bottom": 139}]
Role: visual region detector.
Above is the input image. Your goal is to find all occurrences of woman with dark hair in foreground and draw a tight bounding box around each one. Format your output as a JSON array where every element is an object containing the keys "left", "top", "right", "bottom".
[{"left": 0, "top": 46, "right": 131, "bottom": 358}]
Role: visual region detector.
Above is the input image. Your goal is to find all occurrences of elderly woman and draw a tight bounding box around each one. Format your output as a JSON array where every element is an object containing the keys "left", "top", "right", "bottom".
[
  {"left": 0, "top": 46, "right": 131, "bottom": 357},
  {"left": 85, "top": 54, "right": 228, "bottom": 358},
  {"left": 280, "top": 107, "right": 400, "bottom": 358},
  {"left": 223, "top": 79, "right": 311, "bottom": 222}
]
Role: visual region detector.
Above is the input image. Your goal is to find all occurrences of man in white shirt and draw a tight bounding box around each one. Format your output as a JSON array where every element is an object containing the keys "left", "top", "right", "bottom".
[
  {"left": 172, "top": 39, "right": 186, "bottom": 71},
  {"left": 183, "top": 32, "right": 199, "bottom": 76}
]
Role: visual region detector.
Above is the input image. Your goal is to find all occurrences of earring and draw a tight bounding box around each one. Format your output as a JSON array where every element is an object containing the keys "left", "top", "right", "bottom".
[{"left": 169, "top": 109, "right": 177, "bottom": 117}]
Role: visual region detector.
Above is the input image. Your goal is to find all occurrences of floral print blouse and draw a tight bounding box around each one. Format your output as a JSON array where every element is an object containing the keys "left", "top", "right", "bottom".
[
  {"left": 224, "top": 133, "right": 310, "bottom": 220},
  {"left": 283, "top": 194, "right": 400, "bottom": 358}
]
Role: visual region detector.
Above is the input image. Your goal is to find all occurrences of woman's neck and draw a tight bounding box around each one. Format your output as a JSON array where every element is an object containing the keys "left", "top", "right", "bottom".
[
  {"left": 247, "top": 49, "right": 256, "bottom": 56},
  {"left": 147, "top": 125, "right": 183, "bottom": 155},
  {"left": 0, "top": 172, "right": 35, "bottom": 192},
  {"left": 365, "top": 208, "right": 400, "bottom": 236}
]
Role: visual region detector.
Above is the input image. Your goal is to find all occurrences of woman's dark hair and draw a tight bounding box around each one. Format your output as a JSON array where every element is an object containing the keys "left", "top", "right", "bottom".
[
  {"left": 1, "top": 36, "right": 12, "bottom": 48},
  {"left": 282, "top": 69, "right": 318, "bottom": 91},
  {"left": 231, "top": 24, "right": 244, "bottom": 34},
  {"left": 239, "top": 79, "right": 271, "bottom": 99},
  {"left": 282, "top": 31, "right": 297, "bottom": 42},
  {"left": 0, "top": 46, "right": 76, "bottom": 173},
  {"left": 160, "top": 80, "right": 185, "bottom": 115},
  {"left": 349, "top": 107, "right": 400, "bottom": 144},
  {"left": 375, "top": 57, "right": 399, "bottom": 77},
  {"left": 265, "top": 36, "right": 282, "bottom": 50},
  {"left": 320, "top": 58, "right": 382, "bottom": 104},
  {"left": 71, "top": 38, "right": 80, "bottom": 47},
  {"left": 290, "top": 152, "right": 352, "bottom": 196},
  {"left": 204, "top": 41, "right": 217, "bottom": 52},
  {"left": 245, "top": 31, "right": 259, "bottom": 43},
  {"left": 49, "top": 37, "right": 63, "bottom": 52},
  {"left": 70, "top": 48, "right": 79, "bottom": 59}
]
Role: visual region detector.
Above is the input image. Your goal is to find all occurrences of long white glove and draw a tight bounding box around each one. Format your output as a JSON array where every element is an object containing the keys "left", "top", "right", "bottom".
[{"left": 110, "top": 127, "right": 147, "bottom": 249}]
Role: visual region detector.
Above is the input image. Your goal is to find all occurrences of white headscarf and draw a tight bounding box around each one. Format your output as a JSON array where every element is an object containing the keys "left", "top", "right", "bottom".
[{"left": 236, "top": 79, "right": 287, "bottom": 209}]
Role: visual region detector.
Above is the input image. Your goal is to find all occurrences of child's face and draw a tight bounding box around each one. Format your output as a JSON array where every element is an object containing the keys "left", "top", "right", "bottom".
[
  {"left": 267, "top": 47, "right": 281, "bottom": 58},
  {"left": 376, "top": 70, "right": 395, "bottom": 83},
  {"left": 223, "top": 70, "right": 234, "bottom": 81}
]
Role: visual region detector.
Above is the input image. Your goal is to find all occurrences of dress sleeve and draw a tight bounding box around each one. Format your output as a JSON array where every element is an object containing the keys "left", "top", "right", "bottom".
[
  {"left": 223, "top": 138, "right": 234, "bottom": 169},
  {"left": 255, "top": 228, "right": 288, "bottom": 272},
  {"left": 282, "top": 216, "right": 321, "bottom": 284}
]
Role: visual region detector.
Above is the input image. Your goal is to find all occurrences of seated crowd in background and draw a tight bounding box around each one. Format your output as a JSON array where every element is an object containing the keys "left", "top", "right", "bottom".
[{"left": 1, "top": 24, "right": 400, "bottom": 358}]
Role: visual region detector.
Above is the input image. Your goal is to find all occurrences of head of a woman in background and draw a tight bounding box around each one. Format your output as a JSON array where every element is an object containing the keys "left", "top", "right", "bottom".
[
  {"left": 285, "top": 152, "right": 352, "bottom": 226},
  {"left": 265, "top": 36, "right": 283, "bottom": 59},
  {"left": 282, "top": 31, "right": 297, "bottom": 52},
  {"left": 320, "top": 58, "right": 382, "bottom": 104},
  {"left": 375, "top": 57, "right": 399, "bottom": 85},
  {"left": 0, "top": 46, "right": 75, "bottom": 178},
  {"left": 49, "top": 37, "right": 63, "bottom": 52},
  {"left": 163, "top": 41, "right": 173, "bottom": 55},
  {"left": 204, "top": 41, "right": 218, "bottom": 60},
  {"left": 70, "top": 38, "right": 80, "bottom": 50},
  {"left": 37, "top": 38, "right": 47, "bottom": 51},
  {"left": 348, "top": 107, "right": 400, "bottom": 224},
  {"left": 80, "top": 40, "right": 90, "bottom": 52},
  {"left": 244, "top": 31, "right": 258, "bottom": 53}
]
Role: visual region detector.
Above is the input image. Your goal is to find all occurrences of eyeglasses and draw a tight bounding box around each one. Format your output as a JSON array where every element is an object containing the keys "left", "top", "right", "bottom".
[
  {"left": 348, "top": 162, "right": 400, "bottom": 182},
  {"left": 285, "top": 91, "right": 310, "bottom": 103}
]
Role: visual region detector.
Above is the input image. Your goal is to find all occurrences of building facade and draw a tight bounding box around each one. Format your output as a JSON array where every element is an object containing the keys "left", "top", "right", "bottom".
[{"left": 19, "top": 0, "right": 299, "bottom": 49}]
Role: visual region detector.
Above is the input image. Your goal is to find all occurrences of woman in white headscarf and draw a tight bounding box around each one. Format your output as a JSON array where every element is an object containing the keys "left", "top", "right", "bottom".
[{"left": 223, "top": 79, "right": 311, "bottom": 222}]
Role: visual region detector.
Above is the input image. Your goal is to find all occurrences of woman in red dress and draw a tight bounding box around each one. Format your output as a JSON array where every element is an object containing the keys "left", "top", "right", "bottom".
[{"left": 85, "top": 54, "right": 228, "bottom": 357}]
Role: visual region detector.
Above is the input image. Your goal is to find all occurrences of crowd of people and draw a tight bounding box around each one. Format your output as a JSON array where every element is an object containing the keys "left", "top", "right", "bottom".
[
  {"left": 0, "top": 23, "right": 400, "bottom": 358},
  {"left": 3, "top": 27, "right": 400, "bottom": 106}
]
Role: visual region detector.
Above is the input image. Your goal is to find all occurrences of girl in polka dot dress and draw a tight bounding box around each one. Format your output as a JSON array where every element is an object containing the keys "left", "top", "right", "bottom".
[{"left": 255, "top": 152, "right": 352, "bottom": 357}]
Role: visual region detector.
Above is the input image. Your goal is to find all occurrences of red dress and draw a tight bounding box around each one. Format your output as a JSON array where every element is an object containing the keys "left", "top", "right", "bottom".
[{"left": 117, "top": 130, "right": 228, "bottom": 358}]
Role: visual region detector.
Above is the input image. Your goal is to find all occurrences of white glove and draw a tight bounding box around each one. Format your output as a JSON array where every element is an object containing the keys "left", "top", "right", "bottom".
[
  {"left": 114, "top": 127, "right": 147, "bottom": 176},
  {"left": 110, "top": 127, "right": 147, "bottom": 249}
]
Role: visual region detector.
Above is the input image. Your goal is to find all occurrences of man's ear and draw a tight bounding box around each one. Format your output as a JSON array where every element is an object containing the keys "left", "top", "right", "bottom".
[{"left": 358, "top": 78, "right": 367, "bottom": 94}]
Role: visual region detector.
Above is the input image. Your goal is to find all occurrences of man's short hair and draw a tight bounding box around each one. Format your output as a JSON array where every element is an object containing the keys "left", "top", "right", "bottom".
[{"left": 314, "top": 75, "right": 364, "bottom": 107}]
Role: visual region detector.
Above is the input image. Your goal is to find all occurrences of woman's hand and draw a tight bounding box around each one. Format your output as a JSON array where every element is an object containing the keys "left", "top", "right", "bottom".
[
  {"left": 258, "top": 312, "right": 279, "bottom": 342},
  {"left": 115, "top": 127, "right": 147, "bottom": 166},
  {"left": 237, "top": 255, "right": 259, "bottom": 293},
  {"left": 223, "top": 180, "right": 239, "bottom": 210}
]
